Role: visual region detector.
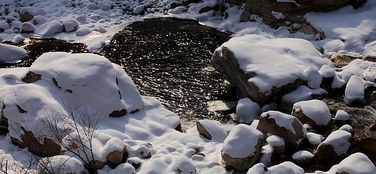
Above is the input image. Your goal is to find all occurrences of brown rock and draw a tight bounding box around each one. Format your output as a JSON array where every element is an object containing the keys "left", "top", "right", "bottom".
[
  {"left": 86, "top": 160, "right": 106, "bottom": 170},
  {"left": 19, "top": 11, "right": 33, "bottom": 22},
  {"left": 106, "top": 147, "right": 128, "bottom": 168},
  {"left": 315, "top": 130, "right": 351, "bottom": 161},
  {"left": 22, "top": 71, "right": 41, "bottom": 83},
  {"left": 12, "top": 129, "right": 62, "bottom": 157},
  {"left": 196, "top": 120, "right": 228, "bottom": 142},
  {"left": 257, "top": 111, "right": 305, "bottom": 148}
]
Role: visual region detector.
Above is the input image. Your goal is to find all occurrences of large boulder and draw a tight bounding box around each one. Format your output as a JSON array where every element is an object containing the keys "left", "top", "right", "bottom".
[
  {"left": 212, "top": 35, "right": 331, "bottom": 104},
  {"left": 291, "top": 99, "right": 331, "bottom": 127},
  {"left": 257, "top": 111, "right": 306, "bottom": 148},
  {"left": 221, "top": 124, "right": 264, "bottom": 171},
  {"left": 325, "top": 153, "right": 376, "bottom": 174},
  {"left": 315, "top": 130, "right": 351, "bottom": 161}
]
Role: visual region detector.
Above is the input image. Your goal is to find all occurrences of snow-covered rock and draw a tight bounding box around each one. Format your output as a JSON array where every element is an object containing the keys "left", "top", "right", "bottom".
[
  {"left": 304, "top": 67, "right": 322, "bottom": 89},
  {"left": 326, "top": 153, "right": 376, "bottom": 174},
  {"left": 212, "top": 34, "right": 332, "bottom": 103},
  {"left": 344, "top": 75, "right": 365, "bottom": 105},
  {"left": 334, "top": 110, "right": 350, "bottom": 122},
  {"left": 221, "top": 124, "right": 264, "bottom": 171},
  {"left": 292, "top": 99, "right": 331, "bottom": 127},
  {"left": 315, "top": 130, "right": 351, "bottom": 161},
  {"left": 268, "top": 161, "right": 304, "bottom": 174},
  {"left": 21, "top": 22, "right": 35, "bottom": 33},
  {"left": 306, "top": 132, "right": 324, "bottom": 147},
  {"left": 108, "top": 163, "right": 135, "bottom": 174},
  {"left": 235, "top": 98, "right": 261, "bottom": 124},
  {"left": 11, "top": 35, "right": 25, "bottom": 45},
  {"left": 247, "top": 163, "right": 267, "bottom": 174},
  {"left": 0, "top": 43, "right": 27, "bottom": 63},
  {"left": 75, "top": 27, "right": 92, "bottom": 36},
  {"left": 38, "top": 21, "right": 64, "bottom": 36},
  {"left": 38, "top": 155, "right": 84, "bottom": 174},
  {"left": 281, "top": 85, "right": 327, "bottom": 111},
  {"left": 133, "top": 5, "right": 145, "bottom": 14},
  {"left": 258, "top": 111, "right": 306, "bottom": 148},
  {"left": 266, "top": 135, "right": 285, "bottom": 154},
  {"left": 62, "top": 19, "right": 79, "bottom": 32},
  {"left": 196, "top": 120, "right": 228, "bottom": 142},
  {"left": 292, "top": 150, "right": 314, "bottom": 164},
  {"left": 339, "top": 124, "right": 353, "bottom": 134},
  {"left": 0, "top": 20, "right": 10, "bottom": 31}
]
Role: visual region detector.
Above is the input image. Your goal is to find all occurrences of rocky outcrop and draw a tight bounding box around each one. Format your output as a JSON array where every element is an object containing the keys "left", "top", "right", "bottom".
[
  {"left": 221, "top": 124, "right": 264, "bottom": 171},
  {"left": 257, "top": 111, "right": 306, "bottom": 148}
]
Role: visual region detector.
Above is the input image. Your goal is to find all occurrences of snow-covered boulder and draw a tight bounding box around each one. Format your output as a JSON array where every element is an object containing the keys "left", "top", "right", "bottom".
[
  {"left": 281, "top": 85, "right": 327, "bottom": 111},
  {"left": 11, "top": 35, "right": 25, "bottom": 45},
  {"left": 235, "top": 98, "right": 261, "bottom": 124},
  {"left": 344, "top": 75, "right": 365, "bottom": 105},
  {"left": 38, "top": 155, "right": 84, "bottom": 174},
  {"left": 0, "top": 20, "right": 10, "bottom": 31},
  {"left": 266, "top": 135, "right": 285, "bottom": 154},
  {"left": 247, "top": 163, "right": 268, "bottom": 174},
  {"left": 21, "top": 22, "right": 35, "bottom": 33},
  {"left": 257, "top": 111, "right": 306, "bottom": 148},
  {"left": 291, "top": 99, "right": 331, "bottom": 127},
  {"left": 334, "top": 110, "right": 350, "bottom": 122},
  {"left": 268, "top": 161, "right": 304, "bottom": 174},
  {"left": 76, "top": 27, "right": 92, "bottom": 36},
  {"left": 221, "top": 124, "right": 264, "bottom": 171},
  {"left": 212, "top": 34, "right": 332, "bottom": 103},
  {"left": 326, "top": 153, "right": 376, "bottom": 174},
  {"left": 292, "top": 150, "right": 314, "bottom": 164},
  {"left": 315, "top": 130, "right": 351, "bottom": 161},
  {"left": 0, "top": 43, "right": 28, "bottom": 64},
  {"left": 62, "top": 19, "right": 79, "bottom": 32},
  {"left": 306, "top": 132, "right": 324, "bottom": 147},
  {"left": 196, "top": 120, "right": 228, "bottom": 142},
  {"left": 38, "top": 21, "right": 64, "bottom": 36}
]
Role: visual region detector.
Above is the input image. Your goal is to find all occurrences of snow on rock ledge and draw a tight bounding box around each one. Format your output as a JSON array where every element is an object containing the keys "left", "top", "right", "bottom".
[
  {"left": 221, "top": 124, "right": 264, "bottom": 171},
  {"left": 212, "top": 34, "right": 332, "bottom": 103}
]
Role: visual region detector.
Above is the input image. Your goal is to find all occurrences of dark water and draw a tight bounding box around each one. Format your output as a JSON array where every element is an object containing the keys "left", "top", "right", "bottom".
[{"left": 101, "top": 17, "right": 236, "bottom": 122}]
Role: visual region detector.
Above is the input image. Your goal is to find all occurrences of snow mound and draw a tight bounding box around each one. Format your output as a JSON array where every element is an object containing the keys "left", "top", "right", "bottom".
[
  {"left": 281, "top": 85, "right": 327, "bottom": 110},
  {"left": 0, "top": 44, "right": 28, "bottom": 64},
  {"left": 344, "top": 75, "right": 365, "bottom": 105},
  {"left": 334, "top": 110, "right": 350, "bottom": 121},
  {"left": 38, "top": 155, "right": 84, "bottom": 174}
]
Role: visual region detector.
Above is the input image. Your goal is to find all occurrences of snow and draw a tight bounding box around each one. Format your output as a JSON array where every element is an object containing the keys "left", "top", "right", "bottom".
[
  {"left": 247, "top": 163, "right": 267, "bottom": 174},
  {"left": 222, "top": 124, "right": 263, "bottom": 158},
  {"left": 306, "top": 132, "right": 324, "bottom": 147},
  {"left": 37, "top": 21, "right": 64, "bottom": 37},
  {"left": 235, "top": 98, "right": 261, "bottom": 124},
  {"left": 216, "top": 34, "right": 332, "bottom": 93},
  {"left": 281, "top": 85, "right": 327, "bottom": 110},
  {"left": 62, "top": 19, "right": 79, "bottom": 32},
  {"left": 292, "top": 150, "right": 314, "bottom": 161},
  {"left": 334, "top": 110, "right": 350, "bottom": 121},
  {"left": 268, "top": 161, "right": 304, "bottom": 174},
  {"left": 259, "top": 144, "right": 273, "bottom": 166},
  {"left": 292, "top": 99, "right": 331, "bottom": 126},
  {"left": 266, "top": 135, "right": 285, "bottom": 147},
  {"left": 344, "top": 75, "right": 365, "bottom": 105},
  {"left": 271, "top": 11, "right": 285, "bottom": 20},
  {"left": 75, "top": 27, "right": 92, "bottom": 36},
  {"left": 0, "top": 43, "right": 28, "bottom": 63},
  {"left": 108, "top": 163, "right": 135, "bottom": 174},
  {"left": 261, "top": 111, "right": 299, "bottom": 134},
  {"left": 38, "top": 155, "right": 84, "bottom": 174},
  {"left": 319, "top": 64, "right": 336, "bottom": 78},
  {"left": 306, "top": 0, "right": 376, "bottom": 53},
  {"left": 319, "top": 130, "right": 351, "bottom": 155},
  {"left": 327, "top": 153, "right": 376, "bottom": 174}
]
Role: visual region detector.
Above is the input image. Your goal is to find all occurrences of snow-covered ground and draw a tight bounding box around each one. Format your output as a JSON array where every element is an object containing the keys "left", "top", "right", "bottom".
[{"left": 1, "top": 0, "right": 376, "bottom": 173}]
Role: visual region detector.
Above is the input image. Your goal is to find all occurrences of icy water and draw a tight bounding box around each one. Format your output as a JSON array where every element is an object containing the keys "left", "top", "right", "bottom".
[{"left": 101, "top": 18, "right": 236, "bottom": 124}]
